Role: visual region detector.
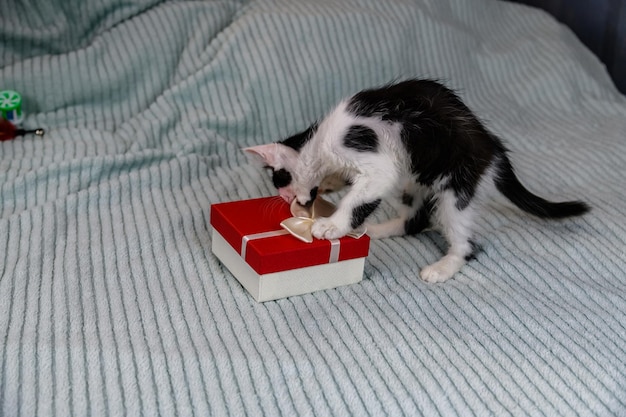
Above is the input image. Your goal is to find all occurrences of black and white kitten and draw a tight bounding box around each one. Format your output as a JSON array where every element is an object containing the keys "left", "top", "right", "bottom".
[{"left": 245, "top": 79, "right": 589, "bottom": 283}]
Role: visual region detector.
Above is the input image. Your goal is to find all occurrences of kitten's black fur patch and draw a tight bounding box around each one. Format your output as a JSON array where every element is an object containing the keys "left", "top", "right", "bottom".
[
  {"left": 272, "top": 168, "right": 292, "bottom": 189},
  {"left": 272, "top": 123, "right": 318, "bottom": 190},
  {"left": 465, "top": 240, "right": 482, "bottom": 261},
  {"left": 401, "top": 193, "right": 414, "bottom": 207},
  {"left": 307, "top": 187, "right": 319, "bottom": 206},
  {"left": 351, "top": 199, "right": 381, "bottom": 229},
  {"left": 404, "top": 207, "right": 430, "bottom": 235},
  {"left": 494, "top": 156, "right": 589, "bottom": 217},
  {"left": 281, "top": 122, "right": 319, "bottom": 151},
  {"left": 349, "top": 79, "right": 499, "bottom": 210},
  {"left": 343, "top": 125, "right": 379, "bottom": 152},
  {"left": 404, "top": 197, "right": 434, "bottom": 235}
]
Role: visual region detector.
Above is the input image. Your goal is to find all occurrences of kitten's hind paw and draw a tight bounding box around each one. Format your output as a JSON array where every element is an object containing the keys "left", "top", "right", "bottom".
[{"left": 311, "top": 217, "right": 348, "bottom": 240}]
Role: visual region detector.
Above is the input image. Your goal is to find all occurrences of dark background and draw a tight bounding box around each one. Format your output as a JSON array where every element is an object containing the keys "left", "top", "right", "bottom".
[{"left": 509, "top": 0, "right": 626, "bottom": 94}]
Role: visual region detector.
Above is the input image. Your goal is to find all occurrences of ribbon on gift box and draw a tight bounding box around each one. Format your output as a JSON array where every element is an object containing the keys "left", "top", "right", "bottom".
[
  {"left": 280, "top": 197, "right": 335, "bottom": 243},
  {"left": 240, "top": 197, "right": 366, "bottom": 264},
  {"left": 280, "top": 198, "right": 366, "bottom": 243},
  {"left": 241, "top": 229, "right": 290, "bottom": 260}
]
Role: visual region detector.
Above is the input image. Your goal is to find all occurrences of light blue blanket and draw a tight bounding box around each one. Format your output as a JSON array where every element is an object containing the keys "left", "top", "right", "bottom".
[{"left": 2, "top": 0, "right": 625, "bottom": 415}]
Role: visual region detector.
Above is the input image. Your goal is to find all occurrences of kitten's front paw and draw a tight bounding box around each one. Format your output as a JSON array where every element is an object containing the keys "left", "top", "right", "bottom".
[
  {"left": 420, "top": 255, "right": 465, "bottom": 283},
  {"left": 312, "top": 217, "right": 348, "bottom": 240},
  {"left": 420, "top": 265, "right": 452, "bottom": 283}
]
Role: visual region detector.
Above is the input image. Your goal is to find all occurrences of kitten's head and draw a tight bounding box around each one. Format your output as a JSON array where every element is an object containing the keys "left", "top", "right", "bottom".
[
  {"left": 245, "top": 123, "right": 344, "bottom": 205},
  {"left": 243, "top": 141, "right": 302, "bottom": 203}
]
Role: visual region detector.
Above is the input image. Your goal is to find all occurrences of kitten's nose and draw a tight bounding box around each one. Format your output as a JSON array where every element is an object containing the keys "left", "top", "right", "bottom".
[
  {"left": 279, "top": 189, "right": 295, "bottom": 203},
  {"left": 297, "top": 187, "right": 318, "bottom": 208}
]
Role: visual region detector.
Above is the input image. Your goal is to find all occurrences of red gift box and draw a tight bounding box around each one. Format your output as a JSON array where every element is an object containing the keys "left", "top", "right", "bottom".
[{"left": 210, "top": 197, "right": 370, "bottom": 301}]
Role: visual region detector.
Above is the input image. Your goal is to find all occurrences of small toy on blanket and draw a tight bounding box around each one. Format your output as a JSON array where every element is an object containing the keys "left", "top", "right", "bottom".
[
  {"left": 0, "top": 119, "right": 45, "bottom": 141},
  {"left": 210, "top": 196, "right": 370, "bottom": 302},
  {"left": 0, "top": 90, "right": 45, "bottom": 141}
]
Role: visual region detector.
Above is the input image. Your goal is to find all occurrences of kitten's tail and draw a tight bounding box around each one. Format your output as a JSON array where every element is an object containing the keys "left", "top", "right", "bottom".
[{"left": 494, "top": 155, "right": 590, "bottom": 219}]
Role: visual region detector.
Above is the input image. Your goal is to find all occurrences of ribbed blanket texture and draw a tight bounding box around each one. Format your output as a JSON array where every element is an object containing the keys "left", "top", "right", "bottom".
[{"left": 1, "top": 0, "right": 626, "bottom": 415}]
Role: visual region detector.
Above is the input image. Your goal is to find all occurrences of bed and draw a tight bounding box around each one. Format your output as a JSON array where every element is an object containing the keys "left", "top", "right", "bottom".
[{"left": 1, "top": 0, "right": 625, "bottom": 415}]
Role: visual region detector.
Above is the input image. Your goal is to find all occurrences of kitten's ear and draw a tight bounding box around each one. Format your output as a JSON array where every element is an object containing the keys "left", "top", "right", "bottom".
[
  {"left": 243, "top": 143, "right": 298, "bottom": 167},
  {"left": 243, "top": 144, "right": 279, "bottom": 165}
]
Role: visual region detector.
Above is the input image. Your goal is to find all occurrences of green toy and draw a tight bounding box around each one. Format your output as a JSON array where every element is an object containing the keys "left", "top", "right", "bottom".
[{"left": 0, "top": 90, "right": 24, "bottom": 125}]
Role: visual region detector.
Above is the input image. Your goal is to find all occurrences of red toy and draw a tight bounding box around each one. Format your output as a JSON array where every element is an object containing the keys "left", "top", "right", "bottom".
[{"left": 0, "top": 118, "right": 44, "bottom": 141}]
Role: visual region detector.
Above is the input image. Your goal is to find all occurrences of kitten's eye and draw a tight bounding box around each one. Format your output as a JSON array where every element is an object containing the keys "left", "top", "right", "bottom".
[{"left": 272, "top": 168, "right": 292, "bottom": 189}]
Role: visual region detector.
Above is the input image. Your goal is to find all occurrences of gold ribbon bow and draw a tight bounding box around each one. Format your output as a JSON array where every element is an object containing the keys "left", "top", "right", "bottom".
[{"left": 280, "top": 197, "right": 366, "bottom": 243}]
